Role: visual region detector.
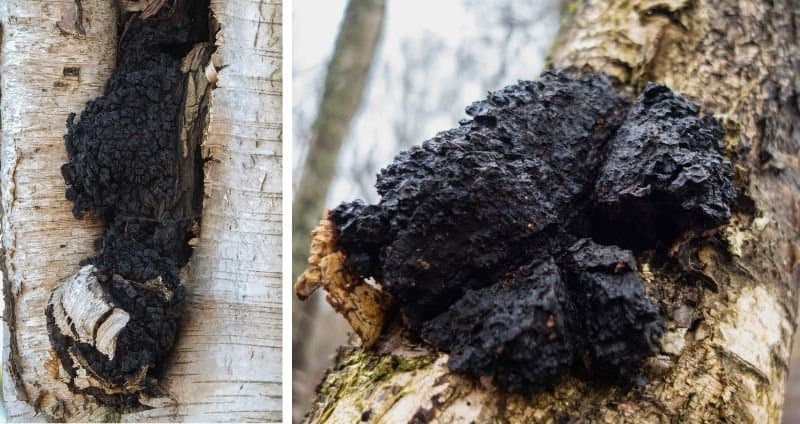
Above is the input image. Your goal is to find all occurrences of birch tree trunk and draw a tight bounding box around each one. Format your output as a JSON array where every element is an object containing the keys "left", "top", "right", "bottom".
[
  {"left": 302, "top": 0, "right": 800, "bottom": 422},
  {"left": 124, "top": 0, "right": 283, "bottom": 421},
  {"left": 1, "top": 1, "right": 116, "bottom": 421},
  {"left": 1, "top": 0, "right": 282, "bottom": 422}
]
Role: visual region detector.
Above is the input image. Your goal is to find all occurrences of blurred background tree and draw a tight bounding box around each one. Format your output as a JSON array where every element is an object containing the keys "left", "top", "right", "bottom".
[
  {"left": 291, "top": 0, "right": 386, "bottom": 417},
  {"left": 292, "top": 0, "right": 386, "bottom": 410}
]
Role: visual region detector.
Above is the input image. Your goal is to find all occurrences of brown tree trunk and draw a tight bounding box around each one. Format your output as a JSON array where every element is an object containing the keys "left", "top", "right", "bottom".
[{"left": 301, "top": 0, "right": 800, "bottom": 422}]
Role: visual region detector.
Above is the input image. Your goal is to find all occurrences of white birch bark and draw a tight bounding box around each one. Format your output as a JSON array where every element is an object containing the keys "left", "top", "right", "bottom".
[
  {"left": 125, "top": 0, "right": 283, "bottom": 421},
  {"left": 1, "top": 1, "right": 116, "bottom": 421}
]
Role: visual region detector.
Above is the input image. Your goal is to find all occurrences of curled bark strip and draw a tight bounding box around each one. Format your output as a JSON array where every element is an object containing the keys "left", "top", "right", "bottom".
[
  {"left": 49, "top": 266, "right": 129, "bottom": 361},
  {"left": 141, "top": 0, "right": 170, "bottom": 20}
]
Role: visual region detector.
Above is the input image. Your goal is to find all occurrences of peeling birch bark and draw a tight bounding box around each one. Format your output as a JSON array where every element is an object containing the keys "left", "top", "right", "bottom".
[
  {"left": 302, "top": 0, "right": 800, "bottom": 422},
  {"left": 48, "top": 266, "right": 130, "bottom": 361}
]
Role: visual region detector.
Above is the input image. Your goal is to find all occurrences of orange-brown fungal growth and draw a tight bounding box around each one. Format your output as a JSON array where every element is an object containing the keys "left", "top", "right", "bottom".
[{"left": 295, "top": 219, "right": 392, "bottom": 347}]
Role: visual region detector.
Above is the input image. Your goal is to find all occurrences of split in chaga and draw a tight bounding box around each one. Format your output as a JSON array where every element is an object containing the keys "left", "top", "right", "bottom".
[
  {"left": 47, "top": 1, "right": 213, "bottom": 406},
  {"left": 298, "top": 71, "right": 736, "bottom": 393}
]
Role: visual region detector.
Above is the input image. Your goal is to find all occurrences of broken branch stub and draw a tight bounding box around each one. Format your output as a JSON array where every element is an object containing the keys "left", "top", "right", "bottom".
[
  {"left": 49, "top": 2, "right": 213, "bottom": 407},
  {"left": 295, "top": 219, "right": 391, "bottom": 347},
  {"left": 296, "top": 71, "right": 736, "bottom": 393}
]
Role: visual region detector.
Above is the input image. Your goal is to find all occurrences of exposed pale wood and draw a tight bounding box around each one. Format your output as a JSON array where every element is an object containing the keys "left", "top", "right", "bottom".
[
  {"left": 303, "top": 0, "right": 800, "bottom": 422},
  {"left": 295, "top": 219, "right": 390, "bottom": 348}
]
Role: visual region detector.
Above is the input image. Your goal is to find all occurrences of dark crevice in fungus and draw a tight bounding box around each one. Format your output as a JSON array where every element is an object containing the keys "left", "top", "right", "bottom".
[
  {"left": 591, "top": 83, "right": 736, "bottom": 249},
  {"left": 298, "top": 71, "right": 736, "bottom": 393},
  {"left": 47, "top": 0, "right": 214, "bottom": 407}
]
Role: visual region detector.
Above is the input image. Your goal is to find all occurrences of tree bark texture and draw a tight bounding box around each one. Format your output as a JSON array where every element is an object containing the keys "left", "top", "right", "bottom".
[
  {"left": 1, "top": 0, "right": 283, "bottom": 422},
  {"left": 1, "top": 1, "right": 116, "bottom": 421},
  {"left": 124, "top": 0, "right": 283, "bottom": 421},
  {"left": 302, "top": 0, "right": 800, "bottom": 422}
]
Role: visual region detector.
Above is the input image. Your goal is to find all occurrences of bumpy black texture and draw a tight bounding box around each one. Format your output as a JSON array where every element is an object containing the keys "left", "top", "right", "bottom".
[
  {"left": 562, "top": 239, "right": 665, "bottom": 385},
  {"left": 62, "top": 5, "right": 206, "bottom": 223},
  {"left": 329, "top": 72, "right": 736, "bottom": 393},
  {"left": 334, "top": 73, "right": 631, "bottom": 326},
  {"left": 46, "top": 273, "right": 185, "bottom": 392},
  {"left": 592, "top": 83, "right": 737, "bottom": 248},
  {"left": 421, "top": 258, "right": 577, "bottom": 393},
  {"left": 52, "top": 3, "right": 208, "bottom": 403}
]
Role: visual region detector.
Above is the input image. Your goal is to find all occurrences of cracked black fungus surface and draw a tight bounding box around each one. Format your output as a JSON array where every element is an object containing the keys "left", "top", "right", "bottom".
[
  {"left": 51, "top": 3, "right": 209, "bottom": 404},
  {"left": 328, "top": 71, "right": 736, "bottom": 392}
]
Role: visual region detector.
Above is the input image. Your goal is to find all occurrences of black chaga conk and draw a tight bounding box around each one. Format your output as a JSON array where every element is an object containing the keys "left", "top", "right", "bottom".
[
  {"left": 47, "top": 1, "right": 211, "bottom": 406},
  {"left": 325, "top": 71, "right": 736, "bottom": 393},
  {"left": 593, "top": 83, "right": 737, "bottom": 248},
  {"left": 420, "top": 257, "right": 577, "bottom": 393}
]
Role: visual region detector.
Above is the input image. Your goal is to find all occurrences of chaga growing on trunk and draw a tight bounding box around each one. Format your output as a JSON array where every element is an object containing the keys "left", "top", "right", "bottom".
[
  {"left": 331, "top": 73, "right": 631, "bottom": 328},
  {"left": 421, "top": 239, "right": 665, "bottom": 392},
  {"left": 47, "top": 1, "right": 212, "bottom": 406},
  {"left": 420, "top": 257, "right": 578, "bottom": 393},
  {"left": 297, "top": 71, "right": 736, "bottom": 393},
  {"left": 593, "top": 83, "right": 737, "bottom": 248}
]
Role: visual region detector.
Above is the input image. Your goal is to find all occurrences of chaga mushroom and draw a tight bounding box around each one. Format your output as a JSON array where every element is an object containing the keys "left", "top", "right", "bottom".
[
  {"left": 420, "top": 257, "right": 578, "bottom": 393},
  {"left": 562, "top": 239, "right": 666, "bottom": 385},
  {"left": 48, "top": 2, "right": 212, "bottom": 406},
  {"left": 297, "top": 70, "right": 736, "bottom": 393},
  {"left": 592, "top": 83, "right": 737, "bottom": 248},
  {"left": 330, "top": 72, "right": 631, "bottom": 328}
]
